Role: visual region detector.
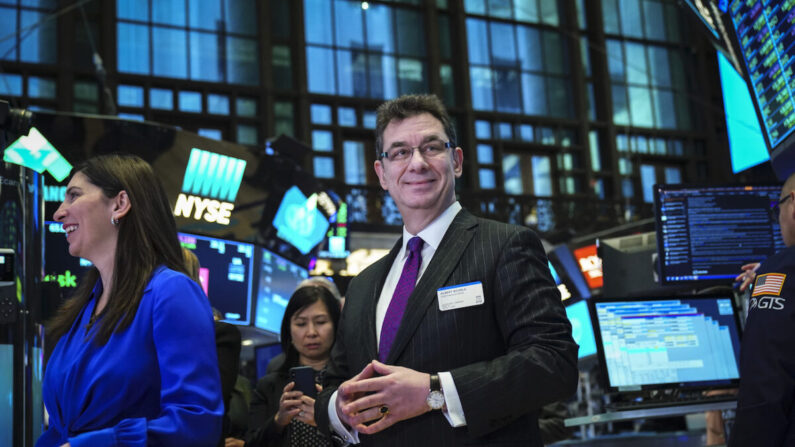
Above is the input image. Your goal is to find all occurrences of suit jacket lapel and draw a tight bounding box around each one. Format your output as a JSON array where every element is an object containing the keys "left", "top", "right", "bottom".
[
  {"left": 385, "top": 210, "right": 478, "bottom": 364},
  {"left": 362, "top": 240, "right": 401, "bottom": 361}
]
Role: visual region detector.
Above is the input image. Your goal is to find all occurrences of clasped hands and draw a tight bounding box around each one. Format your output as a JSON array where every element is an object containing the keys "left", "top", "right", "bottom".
[{"left": 335, "top": 360, "right": 431, "bottom": 435}]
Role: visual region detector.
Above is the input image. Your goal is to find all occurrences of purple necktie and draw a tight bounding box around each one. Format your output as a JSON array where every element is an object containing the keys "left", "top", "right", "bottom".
[{"left": 379, "top": 236, "right": 424, "bottom": 362}]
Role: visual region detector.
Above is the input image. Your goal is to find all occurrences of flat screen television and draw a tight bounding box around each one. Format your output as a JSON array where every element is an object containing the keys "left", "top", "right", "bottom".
[
  {"left": 654, "top": 183, "right": 784, "bottom": 285},
  {"left": 564, "top": 299, "right": 597, "bottom": 360},
  {"left": 254, "top": 247, "right": 309, "bottom": 334},
  {"left": 178, "top": 232, "right": 254, "bottom": 325}
]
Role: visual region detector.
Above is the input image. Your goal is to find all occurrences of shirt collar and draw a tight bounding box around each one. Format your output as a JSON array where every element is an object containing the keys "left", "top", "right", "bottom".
[{"left": 401, "top": 201, "right": 462, "bottom": 255}]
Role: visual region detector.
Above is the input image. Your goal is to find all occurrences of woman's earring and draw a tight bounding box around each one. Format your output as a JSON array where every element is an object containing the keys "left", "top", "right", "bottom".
[{"left": 111, "top": 217, "right": 120, "bottom": 226}]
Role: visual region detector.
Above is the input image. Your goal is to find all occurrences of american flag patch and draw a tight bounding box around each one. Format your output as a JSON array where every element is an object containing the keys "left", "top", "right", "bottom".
[{"left": 752, "top": 273, "right": 786, "bottom": 297}]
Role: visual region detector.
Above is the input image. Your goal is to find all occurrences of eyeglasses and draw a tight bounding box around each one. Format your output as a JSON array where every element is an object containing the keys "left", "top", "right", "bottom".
[
  {"left": 379, "top": 141, "right": 452, "bottom": 163},
  {"left": 770, "top": 193, "right": 792, "bottom": 221}
]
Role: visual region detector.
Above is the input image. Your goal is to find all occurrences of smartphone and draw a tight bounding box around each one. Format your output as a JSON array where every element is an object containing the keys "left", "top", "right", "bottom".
[{"left": 289, "top": 366, "right": 317, "bottom": 398}]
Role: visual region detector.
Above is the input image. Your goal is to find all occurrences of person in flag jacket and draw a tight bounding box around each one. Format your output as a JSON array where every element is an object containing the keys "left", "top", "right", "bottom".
[{"left": 730, "top": 175, "right": 795, "bottom": 446}]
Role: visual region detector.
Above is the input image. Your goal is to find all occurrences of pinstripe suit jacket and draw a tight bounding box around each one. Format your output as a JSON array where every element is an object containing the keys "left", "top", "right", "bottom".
[{"left": 316, "top": 209, "right": 579, "bottom": 446}]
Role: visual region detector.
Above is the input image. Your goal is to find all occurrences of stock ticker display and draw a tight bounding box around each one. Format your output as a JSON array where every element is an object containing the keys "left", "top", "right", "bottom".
[
  {"left": 729, "top": 0, "right": 795, "bottom": 148},
  {"left": 655, "top": 184, "right": 784, "bottom": 284}
]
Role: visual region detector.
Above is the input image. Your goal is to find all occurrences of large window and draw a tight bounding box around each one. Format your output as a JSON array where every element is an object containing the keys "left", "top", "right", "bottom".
[
  {"left": 116, "top": 0, "right": 259, "bottom": 85},
  {"left": 465, "top": 2, "right": 572, "bottom": 117},
  {"left": 304, "top": 0, "right": 428, "bottom": 98},
  {"left": 0, "top": 0, "right": 57, "bottom": 64}
]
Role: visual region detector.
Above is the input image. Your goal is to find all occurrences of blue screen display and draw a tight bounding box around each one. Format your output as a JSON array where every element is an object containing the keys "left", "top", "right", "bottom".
[
  {"left": 273, "top": 186, "right": 330, "bottom": 255},
  {"left": 255, "top": 343, "right": 284, "bottom": 379},
  {"left": 178, "top": 233, "right": 254, "bottom": 325},
  {"left": 565, "top": 300, "right": 597, "bottom": 359},
  {"left": 254, "top": 248, "right": 309, "bottom": 334},
  {"left": 717, "top": 52, "right": 769, "bottom": 173}
]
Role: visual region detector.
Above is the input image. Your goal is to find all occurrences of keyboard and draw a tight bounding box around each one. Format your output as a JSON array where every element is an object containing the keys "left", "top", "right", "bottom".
[{"left": 606, "top": 394, "right": 737, "bottom": 411}]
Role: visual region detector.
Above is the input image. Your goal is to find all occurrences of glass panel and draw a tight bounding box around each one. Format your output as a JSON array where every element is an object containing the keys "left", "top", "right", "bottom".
[
  {"left": 618, "top": 157, "right": 632, "bottom": 174},
  {"left": 502, "top": 154, "right": 523, "bottom": 194},
  {"left": 576, "top": 0, "right": 586, "bottom": 29},
  {"left": 664, "top": 166, "right": 681, "bottom": 184},
  {"left": 0, "top": 7, "right": 17, "bottom": 60},
  {"left": 516, "top": 25, "right": 541, "bottom": 71},
  {"left": 370, "top": 53, "right": 397, "bottom": 99},
  {"left": 521, "top": 73, "right": 546, "bottom": 115},
  {"left": 312, "top": 130, "right": 334, "bottom": 151},
  {"left": 311, "top": 104, "right": 332, "bottom": 124},
  {"left": 396, "top": 9, "right": 425, "bottom": 56},
  {"left": 466, "top": 18, "right": 490, "bottom": 65},
  {"left": 648, "top": 46, "right": 670, "bottom": 87},
  {"left": 640, "top": 164, "right": 655, "bottom": 203},
  {"left": 601, "top": 0, "right": 619, "bottom": 34},
  {"left": 207, "top": 93, "right": 230, "bottom": 114},
  {"left": 479, "top": 168, "right": 496, "bottom": 189},
  {"left": 628, "top": 86, "right": 653, "bottom": 127},
  {"left": 28, "top": 76, "right": 55, "bottom": 99},
  {"left": 343, "top": 141, "right": 367, "bottom": 184},
  {"left": 117, "top": 23, "right": 150, "bottom": 74},
  {"left": 199, "top": 128, "right": 223, "bottom": 140},
  {"left": 606, "top": 39, "right": 624, "bottom": 81},
  {"left": 236, "top": 97, "right": 257, "bottom": 116},
  {"left": 438, "top": 15, "right": 451, "bottom": 59},
  {"left": 518, "top": 124, "right": 533, "bottom": 141},
  {"left": 490, "top": 22, "right": 516, "bottom": 67},
  {"left": 178, "top": 91, "right": 202, "bottom": 112},
  {"left": 547, "top": 77, "right": 571, "bottom": 118},
  {"left": 477, "top": 144, "right": 494, "bottom": 163},
  {"left": 487, "top": 0, "right": 511, "bottom": 19},
  {"left": 20, "top": 10, "right": 56, "bottom": 63},
  {"left": 272, "top": 45, "right": 293, "bottom": 89},
  {"left": 464, "top": 0, "right": 486, "bottom": 14},
  {"left": 498, "top": 122, "right": 512, "bottom": 139},
  {"left": 470, "top": 67, "right": 494, "bottom": 111},
  {"left": 589, "top": 130, "right": 601, "bottom": 171},
  {"left": 366, "top": 4, "right": 394, "bottom": 53},
  {"left": 338, "top": 107, "right": 357, "bottom": 126},
  {"left": 236, "top": 124, "right": 258, "bottom": 145},
  {"left": 117, "top": 85, "right": 144, "bottom": 107},
  {"left": 625, "top": 42, "right": 647, "bottom": 84},
  {"left": 226, "top": 37, "right": 259, "bottom": 85},
  {"left": 539, "top": 0, "right": 558, "bottom": 26},
  {"left": 587, "top": 82, "right": 596, "bottom": 120},
  {"left": 515, "top": 0, "right": 538, "bottom": 22},
  {"left": 272, "top": 0, "right": 290, "bottom": 38},
  {"left": 532, "top": 155, "right": 552, "bottom": 196},
  {"left": 538, "top": 126, "right": 555, "bottom": 144},
  {"left": 190, "top": 31, "right": 222, "bottom": 82},
  {"left": 397, "top": 58, "right": 425, "bottom": 95},
  {"left": 619, "top": 0, "right": 643, "bottom": 37},
  {"left": 150, "top": 88, "right": 173, "bottom": 110},
  {"left": 611, "top": 84, "right": 629, "bottom": 125},
  {"left": 117, "top": 0, "right": 148, "bottom": 20},
  {"left": 643, "top": 0, "right": 664, "bottom": 40},
  {"left": 616, "top": 134, "right": 628, "bottom": 151},
  {"left": 152, "top": 27, "right": 187, "bottom": 78},
  {"left": 314, "top": 156, "right": 335, "bottom": 179},
  {"left": 226, "top": 0, "right": 257, "bottom": 35},
  {"left": 653, "top": 88, "right": 676, "bottom": 129},
  {"left": 305, "top": 0, "right": 333, "bottom": 44},
  {"left": 74, "top": 81, "right": 98, "bottom": 102},
  {"left": 306, "top": 47, "right": 337, "bottom": 94},
  {"left": 542, "top": 31, "right": 567, "bottom": 75},
  {"left": 274, "top": 101, "right": 295, "bottom": 137},
  {"left": 363, "top": 111, "right": 377, "bottom": 129},
  {"left": 336, "top": 50, "right": 355, "bottom": 96},
  {"left": 440, "top": 64, "right": 455, "bottom": 106},
  {"left": 580, "top": 36, "right": 591, "bottom": 77},
  {"left": 475, "top": 120, "right": 491, "bottom": 139},
  {"left": 622, "top": 178, "right": 634, "bottom": 198},
  {"left": 494, "top": 69, "right": 521, "bottom": 113},
  {"left": 189, "top": 0, "right": 222, "bottom": 30},
  {"left": 335, "top": 0, "right": 364, "bottom": 48},
  {"left": 153, "top": 0, "right": 185, "bottom": 26}
]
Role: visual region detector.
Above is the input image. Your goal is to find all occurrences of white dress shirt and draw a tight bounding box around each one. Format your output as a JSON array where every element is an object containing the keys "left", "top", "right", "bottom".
[{"left": 328, "top": 201, "right": 467, "bottom": 444}]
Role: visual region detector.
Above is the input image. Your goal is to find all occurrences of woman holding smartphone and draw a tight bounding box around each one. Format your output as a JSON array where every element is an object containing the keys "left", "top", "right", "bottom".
[{"left": 244, "top": 285, "right": 341, "bottom": 447}]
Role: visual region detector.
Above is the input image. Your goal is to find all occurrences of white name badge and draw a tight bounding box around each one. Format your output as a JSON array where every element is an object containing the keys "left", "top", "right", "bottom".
[{"left": 437, "top": 281, "right": 485, "bottom": 311}]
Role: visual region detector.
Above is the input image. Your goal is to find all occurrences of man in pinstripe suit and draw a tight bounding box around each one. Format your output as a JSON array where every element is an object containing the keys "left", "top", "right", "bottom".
[{"left": 313, "top": 94, "right": 578, "bottom": 446}]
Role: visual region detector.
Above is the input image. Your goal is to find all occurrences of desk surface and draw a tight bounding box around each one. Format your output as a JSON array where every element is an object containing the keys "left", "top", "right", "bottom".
[{"left": 564, "top": 400, "right": 737, "bottom": 427}]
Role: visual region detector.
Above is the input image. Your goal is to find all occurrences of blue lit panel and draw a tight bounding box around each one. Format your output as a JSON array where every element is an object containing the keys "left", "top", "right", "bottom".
[
  {"left": 729, "top": 0, "right": 795, "bottom": 148},
  {"left": 565, "top": 300, "right": 597, "bottom": 359}
]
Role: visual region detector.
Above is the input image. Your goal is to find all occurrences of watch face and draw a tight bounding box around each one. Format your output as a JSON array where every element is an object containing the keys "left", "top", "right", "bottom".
[{"left": 427, "top": 390, "right": 445, "bottom": 410}]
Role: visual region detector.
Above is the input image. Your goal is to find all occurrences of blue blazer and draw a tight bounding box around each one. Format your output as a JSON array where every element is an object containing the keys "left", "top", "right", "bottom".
[
  {"left": 316, "top": 209, "right": 578, "bottom": 446},
  {"left": 38, "top": 266, "right": 223, "bottom": 447}
]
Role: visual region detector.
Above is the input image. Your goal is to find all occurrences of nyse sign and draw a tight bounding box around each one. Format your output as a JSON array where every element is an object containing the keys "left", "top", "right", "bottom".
[{"left": 173, "top": 194, "right": 234, "bottom": 225}]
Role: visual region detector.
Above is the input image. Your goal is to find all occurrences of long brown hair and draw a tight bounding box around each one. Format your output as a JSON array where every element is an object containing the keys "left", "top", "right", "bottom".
[{"left": 47, "top": 154, "right": 188, "bottom": 345}]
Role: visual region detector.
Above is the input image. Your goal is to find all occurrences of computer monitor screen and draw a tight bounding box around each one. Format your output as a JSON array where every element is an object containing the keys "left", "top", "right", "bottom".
[
  {"left": 565, "top": 299, "right": 597, "bottom": 359},
  {"left": 654, "top": 184, "right": 784, "bottom": 284},
  {"left": 590, "top": 294, "right": 742, "bottom": 392},
  {"left": 178, "top": 233, "right": 254, "bottom": 325},
  {"left": 254, "top": 248, "right": 309, "bottom": 334},
  {"left": 549, "top": 245, "right": 591, "bottom": 299},
  {"left": 43, "top": 221, "right": 92, "bottom": 289}
]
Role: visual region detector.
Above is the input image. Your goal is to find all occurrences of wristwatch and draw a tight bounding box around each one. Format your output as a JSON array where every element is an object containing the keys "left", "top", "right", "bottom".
[{"left": 426, "top": 373, "right": 445, "bottom": 410}]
